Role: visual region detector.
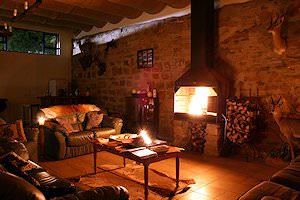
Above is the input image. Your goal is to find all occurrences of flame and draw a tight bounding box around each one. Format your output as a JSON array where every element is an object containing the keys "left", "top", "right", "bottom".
[
  {"left": 188, "top": 87, "right": 210, "bottom": 115},
  {"left": 139, "top": 130, "right": 152, "bottom": 145},
  {"left": 38, "top": 117, "right": 45, "bottom": 126}
]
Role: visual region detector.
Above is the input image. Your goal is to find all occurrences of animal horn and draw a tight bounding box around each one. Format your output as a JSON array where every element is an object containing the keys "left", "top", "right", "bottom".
[{"left": 277, "top": 96, "right": 281, "bottom": 105}]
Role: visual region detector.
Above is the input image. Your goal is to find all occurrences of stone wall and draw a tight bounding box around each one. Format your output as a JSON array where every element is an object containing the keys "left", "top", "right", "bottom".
[
  {"left": 72, "top": 0, "right": 300, "bottom": 156},
  {"left": 72, "top": 16, "right": 191, "bottom": 141}
]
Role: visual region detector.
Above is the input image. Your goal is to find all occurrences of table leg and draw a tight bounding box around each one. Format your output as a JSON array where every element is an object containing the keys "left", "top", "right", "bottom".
[
  {"left": 93, "top": 143, "right": 97, "bottom": 174},
  {"left": 144, "top": 164, "right": 149, "bottom": 200},
  {"left": 176, "top": 153, "right": 179, "bottom": 188}
]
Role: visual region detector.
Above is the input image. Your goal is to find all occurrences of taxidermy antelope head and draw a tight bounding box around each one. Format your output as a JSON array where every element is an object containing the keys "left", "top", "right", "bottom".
[{"left": 267, "top": 13, "right": 286, "bottom": 55}]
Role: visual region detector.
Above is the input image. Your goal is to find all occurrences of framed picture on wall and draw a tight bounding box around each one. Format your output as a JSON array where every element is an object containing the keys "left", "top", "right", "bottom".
[{"left": 137, "top": 48, "right": 153, "bottom": 68}]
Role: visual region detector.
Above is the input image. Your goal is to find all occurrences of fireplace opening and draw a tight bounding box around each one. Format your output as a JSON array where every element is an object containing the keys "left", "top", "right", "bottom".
[{"left": 174, "top": 86, "right": 217, "bottom": 116}]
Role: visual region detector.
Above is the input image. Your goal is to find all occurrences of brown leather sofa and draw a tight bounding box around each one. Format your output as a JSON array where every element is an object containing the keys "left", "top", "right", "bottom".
[
  {"left": 40, "top": 104, "right": 123, "bottom": 160},
  {"left": 239, "top": 156, "right": 300, "bottom": 199},
  {"left": 0, "top": 139, "right": 129, "bottom": 200}
]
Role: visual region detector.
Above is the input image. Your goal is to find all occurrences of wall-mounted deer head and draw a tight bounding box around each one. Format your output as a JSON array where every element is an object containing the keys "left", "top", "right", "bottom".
[{"left": 267, "top": 14, "right": 286, "bottom": 56}]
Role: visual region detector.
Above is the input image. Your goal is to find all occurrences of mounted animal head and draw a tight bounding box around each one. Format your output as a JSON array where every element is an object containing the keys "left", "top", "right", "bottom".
[
  {"left": 267, "top": 12, "right": 286, "bottom": 55},
  {"left": 271, "top": 96, "right": 283, "bottom": 114}
]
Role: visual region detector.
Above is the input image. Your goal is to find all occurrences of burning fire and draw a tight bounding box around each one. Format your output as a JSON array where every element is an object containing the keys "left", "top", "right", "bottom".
[
  {"left": 139, "top": 130, "right": 152, "bottom": 145},
  {"left": 189, "top": 87, "right": 210, "bottom": 115},
  {"left": 174, "top": 86, "right": 217, "bottom": 115}
]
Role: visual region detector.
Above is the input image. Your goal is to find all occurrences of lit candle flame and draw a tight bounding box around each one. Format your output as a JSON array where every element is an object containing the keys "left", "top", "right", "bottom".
[
  {"left": 139, "top": 130, "right": 152, "bottom": 145},
  {"left": 38, "top": 117, "right": 45, "bottom": 126}
]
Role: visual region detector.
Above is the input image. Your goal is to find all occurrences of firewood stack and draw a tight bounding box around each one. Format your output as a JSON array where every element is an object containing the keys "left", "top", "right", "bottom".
[
  {"left": 225, "top": 98, "right": 257, "bottom": 144},
  {"left": 189, "top": 121, "right": 207, "bottom": 152}
]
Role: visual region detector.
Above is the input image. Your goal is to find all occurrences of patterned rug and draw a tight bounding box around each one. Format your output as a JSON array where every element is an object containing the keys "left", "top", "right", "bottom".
[{"left": 75, "top": 164, "right": 195, "bottom": 200}]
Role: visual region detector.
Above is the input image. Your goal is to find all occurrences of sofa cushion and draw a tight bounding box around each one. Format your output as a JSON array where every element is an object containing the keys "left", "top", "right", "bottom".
[
  {"left": 66, "top": 131, "right": 94, "bottom": 146},
  {"left": 26, "top": 167, "right": 76, "bottom": 198},
  {"left": 239, "top": 181, "right": 300, "bottom": 200},
  {"left": 41, "top": 105, "right": 75, "bottom": 118},
  {"left": 0, "top": 152, "right": 41, "bottom": 188},
  {"left": 0, "top": 119, "right": 27, "bottom": 142},
  {"left": 73, "top": 104, "right": 101, "bottom": 113},
  {"left": 94, "top": 128, "right": 117, "bottom": 138},
  {"left": 270, "top": 161, "right": 300, "bottom": 191},
  {"left": 56, "top": 115, "right": 81, "bottom": 134},
  {"left": 0, "top": 171, "right": 46, "bottom": 200},
  {"left": 0, "top": 138, "right": 30, "bottom": 160},
  {"left": 85, "top": 111, "right": 104, "bottom": 130}
]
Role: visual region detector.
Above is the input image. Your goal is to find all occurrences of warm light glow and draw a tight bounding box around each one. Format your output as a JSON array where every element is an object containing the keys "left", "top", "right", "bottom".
[
  {"left": 189, "top": 87, "right": 210, "bottom": 115},
  {"left": 4, "top": 22, "right": 7, "bottom": 29},
  {"left": 24, "top": 1, "right": 28, "bottom": 10},
  {"left": 139, "top": 130, "right": 152, "bottom": 145},
  {"left": 38, "top": 117, "right": 45, "bottom": 126},
  {"left": 174, "top": 86, "right": 217, "bottom": 116},
  {"left": 13, "top": 8, "right": 17, "bottom": 17}
]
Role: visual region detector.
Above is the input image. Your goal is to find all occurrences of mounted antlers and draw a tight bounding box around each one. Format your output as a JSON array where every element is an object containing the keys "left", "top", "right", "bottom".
[
  {"left": 271, "top": 96, "right": 300, "bottom": 160},
  {"left": 267, "top": 14, "right": 286, "bottom": 55}
]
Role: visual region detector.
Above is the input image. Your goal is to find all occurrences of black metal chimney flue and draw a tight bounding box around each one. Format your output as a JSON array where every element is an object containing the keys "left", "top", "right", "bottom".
[{"left": 175, "top": 0, "right": 217, "bottom": 89}]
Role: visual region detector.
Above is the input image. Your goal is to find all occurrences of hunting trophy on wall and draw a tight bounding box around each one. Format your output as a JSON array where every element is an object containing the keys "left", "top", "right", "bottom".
[
  {"left": 78, "top": 40, "right": 116, "bottom": 76},
  {"left": 267, "top": 13, "right": 287, "bottom": 55}
]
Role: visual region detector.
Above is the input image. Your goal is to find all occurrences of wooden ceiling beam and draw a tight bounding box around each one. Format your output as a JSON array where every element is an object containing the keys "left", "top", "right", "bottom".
[
  {"left": 107, "top": 0, "right": 166, "bottom": 14},
  {"left": 22, "top": 15, "right": 93, "bottom": 32},
  {"left": 39, "top": 1, "right": 123, "bottom": 24},
  {"left": 155, "top": 0, "right": 190, "bottom": 9},
  {"left": 53, "top": 0, "right": 142, "bottom": 19},
  {"left": 33, "top": 9, "right": 107, "bottom": 28}
]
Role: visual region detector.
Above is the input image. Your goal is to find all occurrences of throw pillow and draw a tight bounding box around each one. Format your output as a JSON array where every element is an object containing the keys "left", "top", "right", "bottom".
[
  {"left": 0, "top": 138, "right": 30, "bottom": 161},
  {"left": 55, "top": 115, "right": 81, "bottom": 134},
  {"left": 55, "top": 118, "right": 77, "bottom": 134},
  {"left": 85, "top": 111, "right": 104, "bottom": 130},
  {"left": 0, "top": 119, "right": 27, "bottom": 142},
  {"left": 0, "top": 151, "right": 41, "bottom": 188}
]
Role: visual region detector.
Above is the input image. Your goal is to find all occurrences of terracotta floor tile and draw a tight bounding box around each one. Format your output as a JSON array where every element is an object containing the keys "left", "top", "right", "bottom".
[{"left": 40, "top": 152, "right": 279, "bottom": 199}]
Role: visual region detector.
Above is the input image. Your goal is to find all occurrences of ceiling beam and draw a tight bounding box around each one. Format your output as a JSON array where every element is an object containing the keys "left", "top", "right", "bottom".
[
  {"left": 107, "top": 0, "right": 166, "bottom": 14},
  {"left": 33, "top": 9, "right": 107, "bottom": 28},
  {"left": 156, "top": 0, "right": 190, "bottom": 9},
  {"left": 52, "top": 0, "right": 143, "bottom": 19}
]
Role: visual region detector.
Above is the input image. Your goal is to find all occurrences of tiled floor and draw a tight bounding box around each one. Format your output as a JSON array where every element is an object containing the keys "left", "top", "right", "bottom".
[{"left": 40, "top": 152, "right": 280, "bottom": 200}]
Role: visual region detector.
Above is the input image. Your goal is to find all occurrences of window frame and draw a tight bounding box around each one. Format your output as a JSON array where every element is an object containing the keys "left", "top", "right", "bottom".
[{"left": 0, "top": 28, "right": 60, "bottom": 55}]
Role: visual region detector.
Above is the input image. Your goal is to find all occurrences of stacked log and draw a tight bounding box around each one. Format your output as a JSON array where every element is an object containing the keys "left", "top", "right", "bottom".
[
  {"left": 190, "top": 121, "right": 207, "bottom": 152},
  {"left": 225, "top": 99, "right": 257, "bottom": 144}
]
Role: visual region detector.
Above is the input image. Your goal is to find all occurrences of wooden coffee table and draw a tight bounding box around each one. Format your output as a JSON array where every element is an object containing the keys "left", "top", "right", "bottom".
[{"left": 92, "top": 140, "right": 183, "bottom": 200}]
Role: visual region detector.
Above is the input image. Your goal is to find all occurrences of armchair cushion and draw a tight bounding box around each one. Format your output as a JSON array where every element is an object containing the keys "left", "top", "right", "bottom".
[
  {"left": 0, "top": 171, "right": 46, "bottom": 200},
  {"left": 0, "top": 138, "right": 30, "bottom": 160},
  {"left": 56, "top": 114, "right": 82, "bottom": 134},
  {"left": 85, "top": 111, "right": 104, "bottom": 130},
  {"left": 66, "top": 131, "right": 94, "bottom": 146},
  {"left": 0, "top": 119, "right": 27, "bottom": 142}
]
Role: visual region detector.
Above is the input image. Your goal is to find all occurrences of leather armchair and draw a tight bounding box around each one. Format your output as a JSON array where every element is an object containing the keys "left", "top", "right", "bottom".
[
  {"left": 0, "top": 139, "right": 129, "bottom": 200},
  {"left": 41, "top": 104, "right": 123, "bottom": 160}
]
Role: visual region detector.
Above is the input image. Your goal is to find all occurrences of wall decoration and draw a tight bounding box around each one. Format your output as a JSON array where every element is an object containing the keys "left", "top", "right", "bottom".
[{"left": 137, "top": 48, "right": 153, "bottom": 68}]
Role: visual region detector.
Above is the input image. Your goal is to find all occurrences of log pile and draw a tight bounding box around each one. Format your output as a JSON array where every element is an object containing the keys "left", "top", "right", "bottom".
[
  {"left": 225, "top": 99, "right": 257, "bottom": 144},
  {"left": 190, "top": 121, "right": 207, "bottom": 152}
]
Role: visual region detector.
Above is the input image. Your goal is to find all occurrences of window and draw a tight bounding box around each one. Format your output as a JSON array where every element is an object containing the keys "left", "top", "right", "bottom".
[
  {"left": 0, "top": 36, "right": 7, "bottom": 50},
  {"left": 0, "top": 28, "right": 60, "bottom": 55}
]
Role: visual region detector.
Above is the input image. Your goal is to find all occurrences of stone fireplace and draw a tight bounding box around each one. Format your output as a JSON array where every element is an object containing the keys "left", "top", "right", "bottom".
[{"left": 171, "top": 0, "right": 229, "bottom": 155}]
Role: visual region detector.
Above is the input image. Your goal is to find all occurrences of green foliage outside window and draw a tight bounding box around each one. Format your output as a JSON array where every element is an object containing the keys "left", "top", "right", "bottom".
[{"left": 0, "top": 28, "right": 60, "bottom": 55}]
